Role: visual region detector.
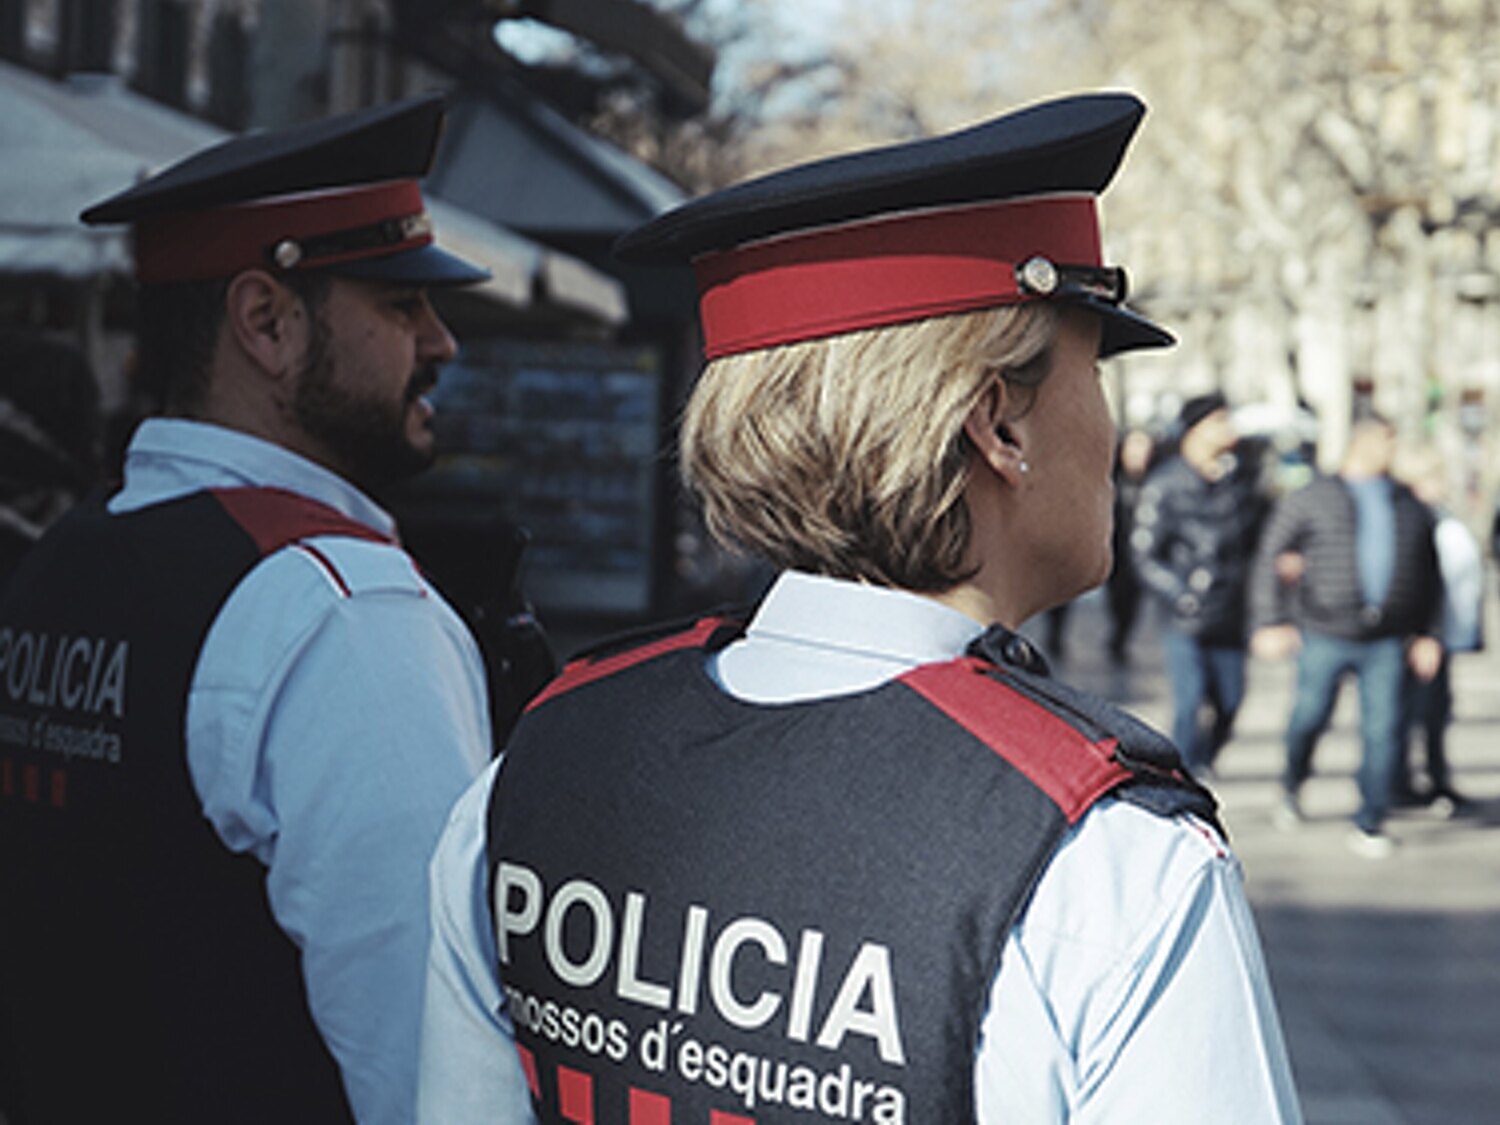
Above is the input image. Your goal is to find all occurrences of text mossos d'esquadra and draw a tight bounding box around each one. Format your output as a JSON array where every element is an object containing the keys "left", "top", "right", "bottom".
[
  {"left": 0, "top": 627, "right": 128, "bottom": 764},
  {"left": 495, "top": 860, "right": 909, "bottom": 1123}
]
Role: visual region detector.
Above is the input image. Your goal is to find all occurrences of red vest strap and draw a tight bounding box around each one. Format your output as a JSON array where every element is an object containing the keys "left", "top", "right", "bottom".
[
  {"left": 526, "top": 616, "right": 734, "bottom": 713},
  {"left": 900, "top": 656, "right": 1131, "bottom": 824},
  {"left": 210, "top": 486, "right": 393, "bottom": 557}
]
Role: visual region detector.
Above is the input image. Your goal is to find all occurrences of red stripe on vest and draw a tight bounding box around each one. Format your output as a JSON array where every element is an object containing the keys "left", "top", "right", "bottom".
[
  {"left": 526, "top": 617, "right": 733, "bottom": 713},
  {"left": 211, "top": 486, "right": 395, "bottom": 598},
  {"left": 558, "top": 1064, "right": 595, "bottom": 1123},
  {"left": 211, "top": 486, "right": 393, "bottom": 556},
  {"left": 900, "top": 657, "right": 1130, "bottom": 824},
  {"left": 629, "top": 1088, "right": 672, "bottom": 1124},
  {"left": 517, "top": 1043, "right": 540, "bottom": 1099}
]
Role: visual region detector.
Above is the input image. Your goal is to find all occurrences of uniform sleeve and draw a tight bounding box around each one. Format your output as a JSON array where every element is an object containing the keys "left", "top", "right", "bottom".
[
  {"left": 187, "top": 542, "right": 492, "bottom": 1124},
  {"left": 416, "top": 758, "right": 538, "bottom": 1123},
  {"left": 975, "top": 802, "right": 1302, "bottom": 1124}
]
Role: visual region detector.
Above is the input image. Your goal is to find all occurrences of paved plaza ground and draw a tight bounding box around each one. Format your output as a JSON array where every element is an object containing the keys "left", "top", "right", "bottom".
[{"left": 1049, "top": 590, "right": 1500, "bottom": 1125}]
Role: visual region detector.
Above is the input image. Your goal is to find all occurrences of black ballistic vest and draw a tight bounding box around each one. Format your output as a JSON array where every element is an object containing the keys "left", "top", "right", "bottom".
[
  {"left": 0, "top": 486, "right": 389, "bottom": 1124},
  {"left": 487, "top": 616, "right": 1218, "bottom": 1124}
]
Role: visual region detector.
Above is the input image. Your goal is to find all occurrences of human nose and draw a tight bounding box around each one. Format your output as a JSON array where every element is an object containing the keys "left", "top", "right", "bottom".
[{"left": 417, "top": 300, "right": 458, "bottom": 363}]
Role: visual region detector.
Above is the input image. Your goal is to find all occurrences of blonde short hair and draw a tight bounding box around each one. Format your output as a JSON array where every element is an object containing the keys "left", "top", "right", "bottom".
[{"left": 680, "top": 303, "right": 1059, "bottom": 592}]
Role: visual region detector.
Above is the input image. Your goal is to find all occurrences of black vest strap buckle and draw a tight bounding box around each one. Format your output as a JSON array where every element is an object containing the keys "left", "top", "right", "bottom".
[{"left": 967, "top": 623, "right": 1051, "bottom": 676}]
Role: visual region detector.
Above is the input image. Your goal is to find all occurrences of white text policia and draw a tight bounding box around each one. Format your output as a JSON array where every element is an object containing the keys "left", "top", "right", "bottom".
[
  {"left": 0, "top": 628, "right": 128, "bottom": 718},
  {"left": 495, "top": 862, "right": 907, "bottom": 1068}
]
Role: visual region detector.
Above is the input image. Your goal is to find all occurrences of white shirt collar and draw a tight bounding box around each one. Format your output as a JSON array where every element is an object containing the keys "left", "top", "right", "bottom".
[
  {"left": 748, "top": 571, "right": 985, "bottom": 665},
  {"left": 711, "top": 571, "right": 985, "bottom": 704},
  {"left": 112, "top": 418, "right": 397, "bottom": 538}
]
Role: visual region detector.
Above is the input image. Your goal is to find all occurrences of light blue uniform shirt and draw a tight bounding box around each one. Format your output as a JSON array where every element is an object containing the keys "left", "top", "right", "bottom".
[
  {"left": 112, "top": 419, "right": 492, "bottom": 1124},
  {"left": 418, "top": 571, "right": 1302, "bottom": 1123}
]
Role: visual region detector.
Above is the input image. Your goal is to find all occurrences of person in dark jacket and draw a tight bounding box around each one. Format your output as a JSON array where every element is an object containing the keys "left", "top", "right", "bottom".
[
  {"left": 1395, "top": 450, "right": 1481, "bottom": 814},
  {"left": 1250, "top": 414, "right": 1443, "bottom": 857},
  {"left": 1131, "top": 393, "right": 1267, "bottom": 776}
]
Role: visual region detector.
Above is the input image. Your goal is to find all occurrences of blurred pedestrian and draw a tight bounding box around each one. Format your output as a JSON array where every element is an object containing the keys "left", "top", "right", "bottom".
[
  {"left": 1105, "top": 425, "right": 1155, "bottom": 661},
  {"left": 1396, "top": 450, "right": 1480, "bottom": 814},
  {"left": 1250, "top": 414, "right": 1443, "bottom": 857},
  {"left": 417, "top": 92, "right": 1300, "bottom": 1125},
  {"left": 0, "top": 95, "right": 498, "bottom": 1124},
  {"left": 1131, "top": 393, "right": 1267, "bottom": 777}
]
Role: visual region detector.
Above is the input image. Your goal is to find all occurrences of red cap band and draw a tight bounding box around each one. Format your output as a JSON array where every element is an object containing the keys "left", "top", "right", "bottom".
[
  {"left": 132, "top": 179, "right": 431, "bottom": 283},
  {"left": 693, "top": 195, "right": 1102, "bottom": 359}
]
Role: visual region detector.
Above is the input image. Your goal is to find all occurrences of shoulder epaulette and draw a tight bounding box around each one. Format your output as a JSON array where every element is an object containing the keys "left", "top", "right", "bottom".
[
  {"left": 210, "top": 486, "right": 398, "bottom": 600},
  {"left": 912, "top": 624, "right": 1224, "bottom": 834},
  {"left": 211, "top": 486, "right": 392, "bottom": 553},
  {"left": 901, "top": 655, "right": 1131, "bottom": 824},
  {"left": 525, "top": 610, "right": 748, "bottom": 713}
]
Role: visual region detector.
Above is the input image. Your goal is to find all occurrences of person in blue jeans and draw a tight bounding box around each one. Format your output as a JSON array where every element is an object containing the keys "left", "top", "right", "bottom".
[
  {"left": 1132, "top": 393, "right": 1268, "bottom": 777},
  {"left": 1281, "top": 632, "right": 1408, "bottom": 837},
  {"left": 1250, "top": 415, "right": 1443, "bottom": 857}
]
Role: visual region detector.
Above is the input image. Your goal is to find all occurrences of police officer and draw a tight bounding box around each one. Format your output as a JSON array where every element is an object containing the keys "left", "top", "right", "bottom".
[
  {"left": 0, "top": 96, "right": 495, "bottom": 1123},
  {"left": 416, "top": 93, "right": 1302, "bottom": 1123}
]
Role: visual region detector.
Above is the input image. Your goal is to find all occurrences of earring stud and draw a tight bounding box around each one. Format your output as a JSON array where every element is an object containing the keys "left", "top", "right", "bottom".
[{"left": 1019, "top": 460, "right": 1031, "bottom": 474}]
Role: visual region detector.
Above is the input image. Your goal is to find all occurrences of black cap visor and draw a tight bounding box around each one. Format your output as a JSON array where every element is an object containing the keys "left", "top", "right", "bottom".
[
  {"left": 1083, "top": 297, "right": 1175, "bottom": 358},
  {"left": 316, "top": 242, "right": 490, "bottom": 287}
]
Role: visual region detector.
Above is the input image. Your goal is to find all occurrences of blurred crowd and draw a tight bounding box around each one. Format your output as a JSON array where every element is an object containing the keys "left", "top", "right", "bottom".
[{"left": 1050, "top": 391, "right": 1486, "bottom": 858}]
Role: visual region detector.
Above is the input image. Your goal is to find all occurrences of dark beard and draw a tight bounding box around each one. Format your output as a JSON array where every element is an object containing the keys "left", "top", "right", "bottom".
[{"left": 291, "top": 316, "right": 438, "bottom": 494}]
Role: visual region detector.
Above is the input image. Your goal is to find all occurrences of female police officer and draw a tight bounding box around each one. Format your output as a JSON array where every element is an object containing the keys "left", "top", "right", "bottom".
[{"left": 417, "top": 92, "right": 1301, "bottom": 1124}]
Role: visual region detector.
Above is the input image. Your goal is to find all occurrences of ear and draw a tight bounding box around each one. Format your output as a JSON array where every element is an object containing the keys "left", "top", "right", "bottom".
[
  {"left": 223, "top": 270, "right": 307, "bottom": 380},
  {"left": 962, "top": 377, "right": 1029, "bottom": 486}
]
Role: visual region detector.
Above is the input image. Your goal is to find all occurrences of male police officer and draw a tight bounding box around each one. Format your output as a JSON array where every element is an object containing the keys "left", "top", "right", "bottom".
[
  {"left": 0, "top": 95, "right": 494, "bottom": 1123},
  {"left": 416, "top": 93, "right": 1300, "bottom": 1123}
]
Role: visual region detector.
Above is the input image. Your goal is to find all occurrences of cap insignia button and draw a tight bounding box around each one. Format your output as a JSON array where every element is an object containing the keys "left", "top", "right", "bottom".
[
  {"left": 273, "top": 239, "right": 303, "bottom": 269},
  {"left": 1017, "top": 256, "right": 1059, "bottom": 296}
]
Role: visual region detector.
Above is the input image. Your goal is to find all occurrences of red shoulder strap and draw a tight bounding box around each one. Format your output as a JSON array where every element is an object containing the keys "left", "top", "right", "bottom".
[
  {"left": 900, "top": 656, "right": 1131, "bottom": 824},
  {"left": 210, "top": 486, "right": 394, "bottom": 557},
  {"left": 525, "top": 616, "right": 734, "bottom": 713}
]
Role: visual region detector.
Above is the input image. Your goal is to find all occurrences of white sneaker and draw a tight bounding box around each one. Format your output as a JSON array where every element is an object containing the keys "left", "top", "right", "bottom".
[
  {"left": 1346, "top": 828, "right": 1397, "bottom": 859},
  {"left": 1429, "top": 794, "right": 1458, "bottom": 820},
  {"left": 1271, "top": 793, "right": 1304, "bottom": 832}
]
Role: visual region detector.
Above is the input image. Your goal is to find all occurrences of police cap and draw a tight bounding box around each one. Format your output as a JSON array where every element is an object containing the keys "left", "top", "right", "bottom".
[
  {"left": 82, "top": 93, "right": 488, "bottom": 287},
  {"left": 615, "top": 91, "right": 1173, "bottom": 360}
]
